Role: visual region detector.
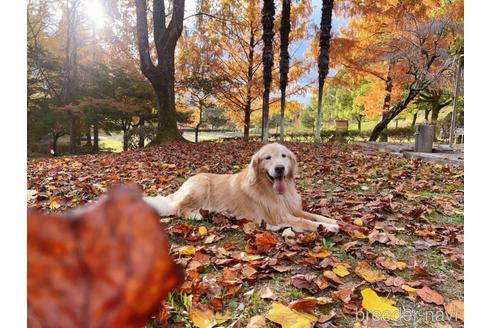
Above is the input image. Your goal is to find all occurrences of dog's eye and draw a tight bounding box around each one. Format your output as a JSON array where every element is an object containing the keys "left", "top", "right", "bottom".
[
  {"left": 282, "top": 154, "right": 287, "bottom": 158},
  {"left": 265, "top": 156, "right": 271, "bottom": 160}
]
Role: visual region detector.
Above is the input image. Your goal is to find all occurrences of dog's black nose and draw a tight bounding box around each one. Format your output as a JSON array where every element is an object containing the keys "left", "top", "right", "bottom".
[{"left": 274, "top": 165, "right": 285, "bottom": 175}]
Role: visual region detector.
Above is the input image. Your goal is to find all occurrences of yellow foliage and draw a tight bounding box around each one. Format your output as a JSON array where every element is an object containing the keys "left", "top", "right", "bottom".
[
  {"left": 361, "top": 288, "right": 400, "bottom": 321},
  {"left": 265, "top": 303, "right": 318, "bottom": 328}
]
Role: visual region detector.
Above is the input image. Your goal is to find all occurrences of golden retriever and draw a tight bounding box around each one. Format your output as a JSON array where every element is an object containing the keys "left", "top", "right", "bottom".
[{"left": 144, "top": 143, "right": 339, "bottom": 233}]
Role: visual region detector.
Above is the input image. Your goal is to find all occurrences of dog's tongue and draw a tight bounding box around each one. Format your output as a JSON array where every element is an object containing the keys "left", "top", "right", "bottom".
[{"left": 273, "top": 176, "right": 286, "bottom": 194}]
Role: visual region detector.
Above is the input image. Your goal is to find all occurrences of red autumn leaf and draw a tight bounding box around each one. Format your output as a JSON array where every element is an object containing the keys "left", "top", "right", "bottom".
[
  {"left": 27, "top": 186, "right": 183, "bottom": 328},
  {"left": 255, "top": 231, "right": 278, "bottom": 253}
]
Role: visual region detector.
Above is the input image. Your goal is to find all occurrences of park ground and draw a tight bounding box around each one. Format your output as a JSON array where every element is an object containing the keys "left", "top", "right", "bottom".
[{"left": 27, "top": 141, "right": 464, "bottom": 328}]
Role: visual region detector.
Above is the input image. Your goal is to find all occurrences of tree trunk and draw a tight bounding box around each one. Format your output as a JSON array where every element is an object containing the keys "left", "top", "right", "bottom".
[
  {"left": 195, "top": 105, "right": 203, "bottom": 143},
  {"left": 134, "top": 0, "right": 185, "bottom": 144},
  {"left": 315, "top": 80, "right": 324, "bottom": 142},
  {"left": 138, "top": 117, "right": 145, "bottom": 148},
  {"left": 93, "top": 121, "right": 99, "bottom": 152},
  {"left": 69, "top": 113, "right": 76, "bottom": 154},
  {"left": 411, "top": 112, "right": 418, "bottom": 128},
  {"left": 123, "top": 129, "right": 129, "bottom": 152},
  {"left": 279, "top": 0, "right": 291, "bottom": 142},
  {"left": 243, "top": 105, "right": 251, "bottom": 139},
  {"left": 261, "top": 0, "right": 275, "bottom": 144},
  {"left": 52, "top": 135, "right": 59, "bottom": 156},
  {"left": 243, "top": 26, "right": 255, "bottom": 140},
  {"left": 315, "top": 0, "right": 334, "bottom": 143},
  {"left": 369, "top": 89, "right": 420, "bottom": 141},
  {"left": 357, "top": 115, "right": 362, "bottom": 131},
  {"left": 86, "top": 126, "right": 92, "bottom": 147},
  {"left": 424, "top": 109, "right": 430, "bottom": 121}
]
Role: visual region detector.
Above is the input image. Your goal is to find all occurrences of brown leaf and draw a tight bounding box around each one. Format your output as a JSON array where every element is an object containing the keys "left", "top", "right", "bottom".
[
  {"left": 416, "top": 286, "right": 445, "bottom": 305},
  {"left": 255, "top": 231, "right": 278, "bottom": 253},
  {"left": 27, "top": 186, "right": 183, "bottom": 328},
  {"left": 289, "top": 297, "right": 318, "bottom": 314},
  {"left": 444, "top": 300, "right": 464, "bottom": 321},
  {"left": 331, "top": 284, "right": 356, "bottom": 304},
  {"left": 355, "top": 261, "right": 386, "bottom": 283}
]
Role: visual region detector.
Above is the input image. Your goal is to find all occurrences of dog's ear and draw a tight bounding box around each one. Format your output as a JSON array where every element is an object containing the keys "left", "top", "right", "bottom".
[
  {"left": 247, "top": 152, "right": 260, "bottom": 185},
  {"left": 287, "top": 150, "right": 298, "bottom": 179}
]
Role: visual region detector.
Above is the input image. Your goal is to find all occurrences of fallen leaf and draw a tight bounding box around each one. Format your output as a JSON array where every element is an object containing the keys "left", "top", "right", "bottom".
[
  {"left": 289, "top": 297, "right": 317, "bottom": 314},
  {"left": 333, "top": 264, "right": 350, "bottom": 277},
  {"left": 27, "top": 186, "right": 183, "bottom": 328},
  {"left": 179, "top": 245, "right": 197, "bottom": 256},
  {"left": 416, "top": 286, "right": 444, "bottom": 305},
  {"left": 255, "top": 232, "right": 278, "bottom": 253},
  {"left": 189, "top": 304, "right": 217, "bottom": 328},
  {"left": 246, "top": 315, "right": 267, "bottom": 328},
  {"left": 444, "top": 300, "right": 464, "bottom": 321},
  {"left": 331, "top": 284, "right": 356, "bottom": 304},
  {"left": 361, "top": 288, "right": 400, "bottom": 321},
  {"left": 307, "top": 248, "right": 332, "bottom": 258},
  {"left": 355, "top": 261, "right": 386, "bottom": 283},
  {"left": 198, "top": 226, "right": 208, "bottom": 236},
  {"left": 265, "top": 302, "right": 318, "bottom": 328},
  {"left": 259, "top": 286, "right": 275, "bottom": 299},
  {"left": 323, "top": 270, "right": 342, "bottom": 284}
]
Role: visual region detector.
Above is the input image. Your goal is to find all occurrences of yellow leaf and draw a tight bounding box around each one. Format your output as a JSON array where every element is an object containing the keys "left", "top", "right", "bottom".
[
  {"left": 355, "top": 261, "right": 385, "bottom": 283},
  {"left": 353, "top": 231, "right": 368, "bottom": 239},
  {"left": 402, "top": 285, "right": 417, "bottom": 297},
  {"left": 246, "top": 315, "right": 267, "bottom": 328},
  {"left": 49, "top": 200, "right": 60, "bottom": 209},
  {"left": 179, "top": 246, "right": 196, "bottom": 256},
  {"left": 204, "top": 234, "right": 217, "bottom": 244},
  {"left": 307, "top": 248, "right": 332, "bottom": 258},
  {"left": 188, "top": 305, "right": 217, "bottom": 328},
  {"left": 198, "top": 226, "right": 208, "bottom": 236},
  {"left": 396, "top": 261, "right": 406, "bottom": 270},
  {"left": 361, "top": 288, "right": 400, "bottom": 321},
  {"left": 444, "top": 300, "right": 464, "bottom": 321},
  {"left": 353, "top": 218, "right": 363, "bottom": 226},
  {"left": 47, "top": 185, "right": 57, "bottom": 191},
  {"left": 265, "top": 302, "right": 318, "bottom": 328},
  {"left": 333, "top": 264, "right": 350, "bottom": 277}
]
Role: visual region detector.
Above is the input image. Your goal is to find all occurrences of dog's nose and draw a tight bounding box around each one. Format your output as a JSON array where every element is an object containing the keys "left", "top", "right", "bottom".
[{"left": 274, "top": 165, "right": 285, "bottom": 175}]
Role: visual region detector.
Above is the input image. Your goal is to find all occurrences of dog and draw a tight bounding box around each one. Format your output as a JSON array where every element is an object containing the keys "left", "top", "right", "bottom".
[{"left": 144, "top": 143, "right": 339, "bottom": 233}]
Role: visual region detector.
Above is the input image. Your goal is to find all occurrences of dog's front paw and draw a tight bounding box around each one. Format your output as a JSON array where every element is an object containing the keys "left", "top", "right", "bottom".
[{"left": 320, "top": 222, "right": 339, "bottom": 234}]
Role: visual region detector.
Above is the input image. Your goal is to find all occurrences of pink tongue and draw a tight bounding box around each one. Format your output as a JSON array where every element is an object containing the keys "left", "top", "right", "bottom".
[{"left": 273, "top": 177, "right": 286, "bottom": 194}]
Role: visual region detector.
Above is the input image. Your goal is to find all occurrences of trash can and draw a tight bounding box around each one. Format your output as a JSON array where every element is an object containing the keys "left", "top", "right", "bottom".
[{"left": 414, "top": 124, "right": 435, "bottom": 153}]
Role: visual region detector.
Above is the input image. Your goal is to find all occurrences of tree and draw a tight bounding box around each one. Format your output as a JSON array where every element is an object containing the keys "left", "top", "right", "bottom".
[
  {"left": 315, "top": 0, "right": 334, "bottom": 143},
  {"left": 278, "top": 0, "right": 291, "bottom": 141},
  {"left": 261, "top": 0, "right": 275, "bottom": 143},
  {"left": 134, "top": 0, "right": 185, "bottom": 143},
  {"left": 368, "top": 14, "right": 459, "bottom": 141},
  {"left": 204, "top": 1, "right": 312, "bottom": 139}
]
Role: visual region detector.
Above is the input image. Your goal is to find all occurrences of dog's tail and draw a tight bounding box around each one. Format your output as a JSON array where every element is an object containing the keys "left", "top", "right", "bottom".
[{"left": 143, "top": 195, "right": 175, "bottom": 217}]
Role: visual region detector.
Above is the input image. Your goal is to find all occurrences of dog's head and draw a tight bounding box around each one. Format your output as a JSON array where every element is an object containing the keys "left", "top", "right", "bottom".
[{"left": 247, "top": 143, "right": 298, "bottom": 194}]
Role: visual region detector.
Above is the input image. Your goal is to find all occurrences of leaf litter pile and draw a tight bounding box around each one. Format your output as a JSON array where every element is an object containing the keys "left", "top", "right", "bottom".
[{"left": 27, "top": 141, "right": 464, "bottom": 328}]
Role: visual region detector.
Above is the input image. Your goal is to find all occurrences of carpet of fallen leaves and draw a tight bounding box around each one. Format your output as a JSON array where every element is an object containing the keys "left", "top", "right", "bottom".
[{"left": 27, "top": 141, "right": 464, "bottom": 328}]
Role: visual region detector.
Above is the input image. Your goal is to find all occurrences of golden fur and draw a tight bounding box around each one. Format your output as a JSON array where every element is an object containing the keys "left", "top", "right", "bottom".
[{"left": 144, "top": 143, "right": 339, "bottom": 233}]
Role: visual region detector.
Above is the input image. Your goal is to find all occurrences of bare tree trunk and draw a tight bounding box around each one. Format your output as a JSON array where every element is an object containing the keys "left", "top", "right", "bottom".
[
  {"left": 86, "top": 126, "right": 92, "bottom": 147},
  {"left": 243, "top": 26, "right": 255, "bottom": 140},
  {"left": 357, "top": 115, "right": 362, "bottom": 131},
  {"left": 315, "top": 0, "right": 334, "bottom": 143},
  {"left": 279, "top": 0, "right": 291, "bottom": 142},
  {"left": 93, "top": 121, "right": 99, "bottom": 152},
  {"left": 135, "top": 0, "right": 185, "bottom": 144},
  {"left": 370, "top": 89, "right": 420, "bottom": 141},
  {"left": 261, "top": 0, "right": 275, "bottom": 144},
  {"left": 195, "top": 105, "right": 203, "bottom": 143},
  {"left": 138, "top": 117, "right": 145, "bottom": 148},
  {"left": 411, "top": 112, "right": 418, "bottom": 128},
  {"left": 424, "top": 109, "right": 430, "bottom": 121}
]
